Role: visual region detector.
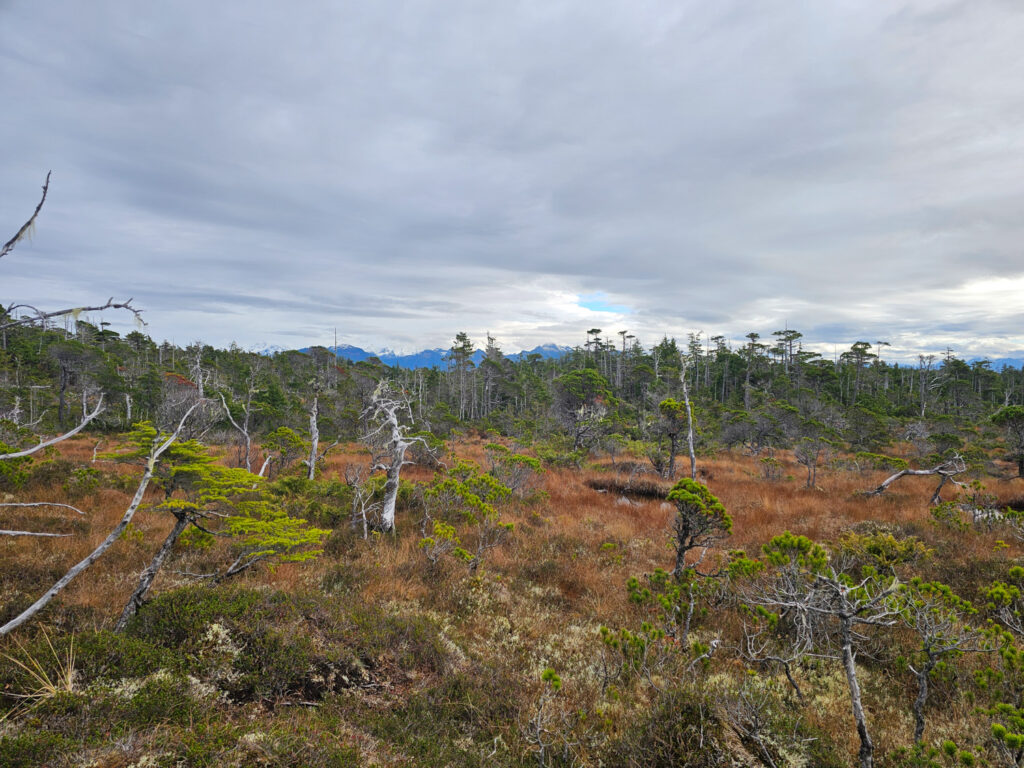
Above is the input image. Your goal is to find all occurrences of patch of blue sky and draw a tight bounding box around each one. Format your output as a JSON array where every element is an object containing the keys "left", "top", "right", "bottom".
[{"left": 577, "top": 292, "right": 632, "bottom": 314}]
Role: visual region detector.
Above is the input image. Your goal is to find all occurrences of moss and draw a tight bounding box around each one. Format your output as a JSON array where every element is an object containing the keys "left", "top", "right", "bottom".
[
  {"left": 0, "top": 730, "right": 75, "bottom": 768},
  {"left": 346, "top": 605, "right": 448, "bottom": 674},
  {"left": 363, "top": 670, "right": 523, "bottom": 767}
]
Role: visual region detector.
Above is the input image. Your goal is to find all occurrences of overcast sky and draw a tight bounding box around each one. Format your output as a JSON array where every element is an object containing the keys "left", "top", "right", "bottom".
[{"left": 2, "top": 1, "right": 1023, "bottom": 360}]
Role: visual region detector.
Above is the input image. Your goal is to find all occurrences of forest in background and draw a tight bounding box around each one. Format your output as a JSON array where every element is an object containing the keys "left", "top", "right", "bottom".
[{"left": 4, "top": 189, "right": 1024, "bottom": 767}]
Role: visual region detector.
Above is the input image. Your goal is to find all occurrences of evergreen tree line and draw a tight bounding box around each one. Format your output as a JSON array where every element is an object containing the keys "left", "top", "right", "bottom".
[{"left": 2, "top": 319, "right": 1022, "bottom": 478}]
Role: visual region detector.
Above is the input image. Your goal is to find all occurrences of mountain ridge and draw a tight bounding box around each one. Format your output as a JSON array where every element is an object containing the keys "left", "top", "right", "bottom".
[{"left": 288, "top": 342, "right": 574, "bottom": 369}]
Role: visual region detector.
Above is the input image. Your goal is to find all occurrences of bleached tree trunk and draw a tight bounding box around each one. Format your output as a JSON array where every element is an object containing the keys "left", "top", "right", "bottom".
[
  {"left": 0, "top": 402, "right": 203, "bottom": 636},
  {"left": 865, "top": 455, "right": 966, "bottom": 504},
  {"left": 307, "top": 394, "right": 319, "bottom": 481},
  {"left": 380, "top": 439, "right": 408, "bottom": 533},
  {"left": 363, "top": 381, "right": 429, "bottom": 533},
  {"left": 257, "top": 454, "right": 273, "bottom": 478},
  {"left": 680, "top": 356, "right": 697, "bottom": 481}
]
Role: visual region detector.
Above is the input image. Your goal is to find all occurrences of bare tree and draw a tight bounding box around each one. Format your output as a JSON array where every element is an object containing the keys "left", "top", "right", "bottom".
[
  {"left": 749, "top": 534, "right": 901, "bottom": 768},
  {"left": 218, "top": 365, "right": 264, "bottom": 473},
  {"left": 362, "top": 380, "right": 431, "bottom": 533},
  {"left": 344, "top": 464, "right": 380, "bottom": 539},
  {"left": 679, "top": 353, "right": 697, "bottom": 481}
]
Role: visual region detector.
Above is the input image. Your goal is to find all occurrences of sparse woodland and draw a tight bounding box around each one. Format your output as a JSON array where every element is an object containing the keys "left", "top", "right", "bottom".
[{"left": 6, "top": 194, "right": 1024, "bottom": 766}]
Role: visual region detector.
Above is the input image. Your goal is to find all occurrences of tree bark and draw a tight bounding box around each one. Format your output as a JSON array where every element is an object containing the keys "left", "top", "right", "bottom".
[
  {"left": 681, "top": 361, "right": 697, "bottom": 481},
  {"left": 115, "top": 513, "right": 190, "bottom": 631},
  {"left": 840, "top": 618, "right": 874, "bottom": 768},
  {"left": 865, "top": 456, "right": 966, "bottom": 501},
  {"left": 307, "top": 395, "right": 319, "bottom": 481},
  {"left": 911, "top": 659, "right": 934, "bottom": 744}
]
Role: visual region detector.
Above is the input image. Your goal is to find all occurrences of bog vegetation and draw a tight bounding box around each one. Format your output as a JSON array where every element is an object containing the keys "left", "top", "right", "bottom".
[{"left": 4, "top": 182, "right": 1024, "bottom": 766}]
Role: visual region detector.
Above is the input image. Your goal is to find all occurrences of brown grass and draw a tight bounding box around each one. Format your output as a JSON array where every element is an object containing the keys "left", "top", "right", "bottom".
[
  {"left": 4, "top": 436, "right": 1024, "bottom": 764},
  {"left": 6, "top": 438, "right": 1022, "bottom": 631}
]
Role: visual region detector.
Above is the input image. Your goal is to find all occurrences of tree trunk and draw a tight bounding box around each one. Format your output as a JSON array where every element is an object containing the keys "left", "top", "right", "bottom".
[
  {"left": 115, "top": 513, "right": 190, "bottom": 631},
  {"left": 841, "top": 619, "right": 874, "bottom": 768},
  {"left": 380, "top": 440, "right": 408, "bottom": 532},
  {"left": 307, "top": 395, "right": 319, "bottom": 481},
  {"left": 681, "top": 367, "right": 697, "bottom": 481},
  {"left": 666, "top": 434, "right": 678, "bottom": 480},
  {"left": 912, "top": 659, "right": 934, "bottom": 744}
]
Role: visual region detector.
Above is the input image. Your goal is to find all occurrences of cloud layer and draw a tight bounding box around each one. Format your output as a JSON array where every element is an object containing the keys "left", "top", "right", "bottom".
[{"left": 2, "top": 1, "right": 1023, "bottom": 359}]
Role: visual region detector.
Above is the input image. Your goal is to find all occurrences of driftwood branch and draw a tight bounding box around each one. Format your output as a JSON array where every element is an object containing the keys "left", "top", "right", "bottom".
[
  {"left": 0, "top": 396, "right": 105, "bottom": 461},
  {"left": 0, "top": 501, "right": 86, "bottom": 516},
  {"left": 0, "top": 529, "right": 72, "bottom": 538},
  {"left": 1, "top": 171, "right": 50, "bottom": 261}
]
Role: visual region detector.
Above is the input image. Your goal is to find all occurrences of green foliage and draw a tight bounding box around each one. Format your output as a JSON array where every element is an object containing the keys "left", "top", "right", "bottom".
[
  {"left": 0, "top": 439, "right": 32, "bottom": 489},
  {"left": 855, "top": 451, "right": 909, "bottom": 472},
  {"left": 421, "top": 460, "right": 514, "bottom": 571},
  {"left": 541, "top": 667, "right": 562, "bottom": 691},
  {"left": 762, "top": 531, "right": 828, "bottom": 573},
  {"left": 419, "top": 519, "right": 473, "bottom": 566},
  {"left": 930, "top": 501, "right": 970, "bottom": 532},
  {"left": 261, "top": 425, "right": 308, "bottom": 477},
  {"left": 113, "top": 423, "right": 329, "bottom": 577},
  {"left": 839, "top": 528, "right": 932, "bottom": 569},
  {"left": 667, "top": 479, "right": 731, "bottom": 577},
  {"left": 759, "top": 455, "right": 782, "bottom": 481},
  {"left": 60, "top": 465, "right": 102, "bottom": 499},
  {"left": 668, "top": 479, "right": 731, "bottom": 534},
  {"left": 0, "top": 730, "right": 74, "bottom": 768}
]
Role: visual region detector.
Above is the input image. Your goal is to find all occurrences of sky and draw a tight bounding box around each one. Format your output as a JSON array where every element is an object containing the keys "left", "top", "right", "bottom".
[{"left": 2, "top": 0, "right": 1023, "bottom": 361}]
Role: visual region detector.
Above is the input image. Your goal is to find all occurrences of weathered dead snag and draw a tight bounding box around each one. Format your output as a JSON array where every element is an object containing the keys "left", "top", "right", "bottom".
[{"left": 864, "top": 455, "right": 967, "bottom": 505}]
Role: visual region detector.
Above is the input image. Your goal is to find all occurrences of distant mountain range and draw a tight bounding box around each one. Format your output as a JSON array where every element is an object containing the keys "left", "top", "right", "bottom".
[
  {"left": 973, "top": 357, "right": 1024, "bottom": 370},
  {"left": 251, "top": 343, "right": 1022, "bottom": 372},
  {"left": 280, "top": 342, "right": 573, "bottom": 369}
]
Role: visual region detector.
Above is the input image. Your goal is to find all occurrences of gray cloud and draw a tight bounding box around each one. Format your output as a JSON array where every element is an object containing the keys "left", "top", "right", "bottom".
[{"left": 2, "top": 0, "right": 1023, "bottom": 360}]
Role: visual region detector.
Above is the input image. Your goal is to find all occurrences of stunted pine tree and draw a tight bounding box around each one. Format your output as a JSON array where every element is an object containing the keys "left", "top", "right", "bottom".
[{"left": 113, "top": 422, "right": 328, "bottom": 630}]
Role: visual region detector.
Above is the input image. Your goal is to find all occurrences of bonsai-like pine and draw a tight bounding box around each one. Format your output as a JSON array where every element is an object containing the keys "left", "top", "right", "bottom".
[{"left": 666, "top": 478, "right": 731, "bottom": 578}]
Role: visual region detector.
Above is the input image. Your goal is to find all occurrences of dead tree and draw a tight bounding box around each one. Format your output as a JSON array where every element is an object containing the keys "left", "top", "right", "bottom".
[
  {"left": 344, "top": 464, "right": 381, "bottom": 539},
  {"left": 1, "top": 173, "right": 143, "bottom": 333},
  {"left": 362, "top": 380, "right": 431, "bottom": 533},
  {"left": 0, "top": 401, "right": 204, "bottom": 636},
  {"left": 679, "top": 354, "right": 697, "bottom": 481},
  {"left": 220, "top": 377, "right": 259, "bottom": 473},
  {"left": 864, "top": 455, "right": 967, "bottom": 505}
]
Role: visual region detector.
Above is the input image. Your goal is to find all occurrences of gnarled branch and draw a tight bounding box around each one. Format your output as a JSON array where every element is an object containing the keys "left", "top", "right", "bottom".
[{"left": 1, "top": 171, "right": 49, "bottom": 261}]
